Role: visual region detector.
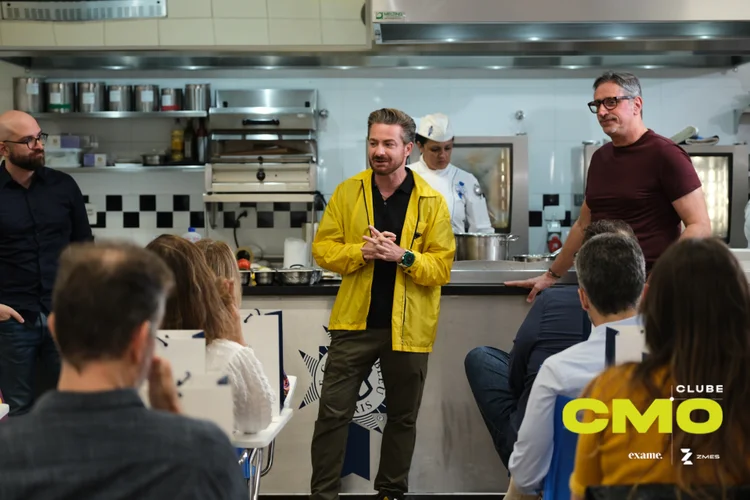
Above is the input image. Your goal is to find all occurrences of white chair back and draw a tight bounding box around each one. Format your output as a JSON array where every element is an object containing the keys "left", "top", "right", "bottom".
[
  {"left": 605, "top": 324, "right": 648, "bottom": 366},
  {"left": 156, "top": 330, "right": 206, "bottom": 383},
  {"left": 241, "top": 310, "right": 283, "bottom": 417},
  {"left": 177, "top": 373, "right": 235, "bottom": 438}
]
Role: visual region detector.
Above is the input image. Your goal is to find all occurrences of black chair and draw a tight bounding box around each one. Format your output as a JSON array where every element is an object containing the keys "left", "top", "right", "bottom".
[{"left": 585, "top": 484, "right": 750, "bottom": 500}]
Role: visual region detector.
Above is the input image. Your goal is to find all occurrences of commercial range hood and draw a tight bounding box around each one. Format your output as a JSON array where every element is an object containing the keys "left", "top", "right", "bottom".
[
  {"left": 1, "top": 0, "right": 166, "bottom": 21},
  {"left": 3, "top": 0, "right": 750, "bottom": 70},
  {"left": 371, "top": 0, "right": 750, "bottom": 61}
]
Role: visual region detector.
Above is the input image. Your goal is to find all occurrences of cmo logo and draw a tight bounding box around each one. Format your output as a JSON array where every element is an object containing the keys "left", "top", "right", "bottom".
[{"left": 562, "top": 398, "right": 723, "bottom": 434}]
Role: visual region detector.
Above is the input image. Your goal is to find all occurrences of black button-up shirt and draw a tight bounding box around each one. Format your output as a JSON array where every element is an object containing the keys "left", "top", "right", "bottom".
[
  {"left": 367, "top": 168, "right": 414, "bottom": 329},
  {"left": 0, "top": 162, "right": 93, "bottom": 319}
]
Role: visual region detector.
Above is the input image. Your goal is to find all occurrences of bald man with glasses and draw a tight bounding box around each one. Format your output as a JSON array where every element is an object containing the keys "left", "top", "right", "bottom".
[
  {"left": 508, "top": 71, "right": 711, "bottom": 302},
  {"left": 0, "top": 110, "right": 92, "bottom": 416}
]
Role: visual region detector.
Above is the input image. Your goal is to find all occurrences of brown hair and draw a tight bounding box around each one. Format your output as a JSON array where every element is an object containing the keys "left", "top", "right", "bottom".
[
  {"left": 367, "top": 108, "right": 416, "bottom": 145},
  {"left": 145, "top": 235, "right": 235, "bottom": 344},
  {"left": 52, "top": 241, "right": 174, "bottom": 371},
  {"left": 636, "top": 238, "right": 750, "bottom": 491},
  {"left": 195, "top": 238, "right": 242, "bottom": 307}
]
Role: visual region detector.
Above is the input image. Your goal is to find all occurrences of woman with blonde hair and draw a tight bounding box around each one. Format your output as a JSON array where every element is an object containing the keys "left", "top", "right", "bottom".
[
  {"left": 195, "top": 239, "right": 242, "bottom": 307},
  {"left": 570, "top": 238, "right": 750, "bottom": 498},
  {"left": 147, "top": 235, "right": 274, "bottom": 433}
]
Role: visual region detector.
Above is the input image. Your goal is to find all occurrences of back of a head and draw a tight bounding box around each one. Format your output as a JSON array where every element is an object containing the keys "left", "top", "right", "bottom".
[
  {"left": 52, "top": 241, "right": 174, "bottom": 370},
  {"left": 639, "top": 238, "right": 750, "bottom": 486},
  {"left": 582, "top": 219, "right": 636, "bottom": 245},
  {"left": 195, "top": 238, "right": 242, "bottom": 307},
  {"left": 145, "top": 235, "right": 233, "bottom": 341},
  {"left": 575, "top": 233, "right": 646, "bottom": 316}
]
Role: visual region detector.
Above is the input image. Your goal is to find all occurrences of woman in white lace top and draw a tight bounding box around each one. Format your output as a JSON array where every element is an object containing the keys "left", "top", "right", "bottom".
[{"left": 147, "top": 235, "right": 275, "bottom": 434}]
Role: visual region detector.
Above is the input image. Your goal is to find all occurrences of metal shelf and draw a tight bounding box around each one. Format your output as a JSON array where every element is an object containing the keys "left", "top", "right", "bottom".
[
  {"left": 203, "top": 193, "right": 317, "bottom": 203},
  {"left": 52, "top": 165, "right": 205, "bottom": 173},
  {"left": 32, "top": 111, "right": 208, "bottom": 119}
]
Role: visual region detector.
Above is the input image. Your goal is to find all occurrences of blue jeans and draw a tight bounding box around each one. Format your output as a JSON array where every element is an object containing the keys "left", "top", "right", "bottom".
[
  {"left": 464, "top": 346, "right": 523, "bottom": 470},
  {"left": 0, "top": 313, "right": 60, "bottom": 416}
]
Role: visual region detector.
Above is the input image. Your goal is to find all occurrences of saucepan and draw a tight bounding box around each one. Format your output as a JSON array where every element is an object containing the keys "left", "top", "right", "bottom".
[
  {"left": 454, "top": 233, "right": 520, "bottom": 261},
  {"left": 252, "top": 269, "right": 276, "bottom": 286},
  {"left": 276, "top": 264, "right": 322, "bottom": 286}
]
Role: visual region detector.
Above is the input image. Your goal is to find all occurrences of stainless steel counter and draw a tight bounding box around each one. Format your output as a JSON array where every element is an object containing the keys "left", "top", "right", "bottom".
[{"left": 449, "top": 259, "right": 577, "bottom": 284}]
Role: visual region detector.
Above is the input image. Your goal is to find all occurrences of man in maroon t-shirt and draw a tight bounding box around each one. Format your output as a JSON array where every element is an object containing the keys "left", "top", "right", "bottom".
[{"left": 508, "top": 71, "right": 711, "bottom": 302}]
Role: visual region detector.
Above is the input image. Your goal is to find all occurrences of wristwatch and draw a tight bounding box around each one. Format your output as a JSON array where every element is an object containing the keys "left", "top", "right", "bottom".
[
  {"left": 547, "top": 268, "right": 562, "bottom": 279},
  {"left": 399, "top": 250, "right": 415, "bottom": 268}
]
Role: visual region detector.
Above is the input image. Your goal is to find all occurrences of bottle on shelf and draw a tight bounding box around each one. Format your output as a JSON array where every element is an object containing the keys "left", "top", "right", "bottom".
[
  {"left": 182, "top": 227, "right": 202, "bottom": 243},
  {"left": 171, "top": 119, "right": 184, "bottom": 162},
  {"left": 195, "top": 118, "right": 208, "bottom": 164},
  {"left": 183, "top": 119, "right": 195, "bottom": 161}
]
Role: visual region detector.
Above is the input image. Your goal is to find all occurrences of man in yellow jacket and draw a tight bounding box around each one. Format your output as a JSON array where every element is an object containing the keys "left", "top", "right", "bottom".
[{"left": 310, "top": 108, "right": 455, "bottom": 500}]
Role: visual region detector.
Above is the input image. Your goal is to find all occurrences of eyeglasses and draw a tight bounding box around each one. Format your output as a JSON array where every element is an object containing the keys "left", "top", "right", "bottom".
[
  {"left": 587, "top": 96, "right": 635, "bottom": 114},
  {"left": 2, "top": 132, "right": 48, "bottom": 149}
]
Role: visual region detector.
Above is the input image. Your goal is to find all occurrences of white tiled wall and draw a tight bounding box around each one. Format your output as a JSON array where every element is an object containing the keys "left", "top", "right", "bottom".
[{"left": 5, "top": 63, "right": 750, "bottom": 253}]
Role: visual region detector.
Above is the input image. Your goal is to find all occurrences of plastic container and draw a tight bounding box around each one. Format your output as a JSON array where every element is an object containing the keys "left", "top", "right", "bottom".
[
  {"left": 182, "top": 227, "right": 202, "bottom": 243},
  {"left": 45, "top": 149, "right": 82, "bottom": 168}
]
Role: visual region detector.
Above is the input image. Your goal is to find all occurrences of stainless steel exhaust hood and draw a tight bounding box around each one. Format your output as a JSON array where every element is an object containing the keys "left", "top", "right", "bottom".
[
  {"left": 3, "top": 0, "right": 750, "bottom": 71},
  {"left": 372, "top": 0, "right": 750, "bottom": 56},
  {"left": 1, "top": 0, "right": 166, "bottom": 21}
]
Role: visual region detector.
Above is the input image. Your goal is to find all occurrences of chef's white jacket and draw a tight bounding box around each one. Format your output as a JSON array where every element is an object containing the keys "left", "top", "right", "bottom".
[
  {"left": 411, "top": 156, "right": 494, "bottom": 233},
  {"left": 744, "top": 199, "right": 750, "bottom": 248}
]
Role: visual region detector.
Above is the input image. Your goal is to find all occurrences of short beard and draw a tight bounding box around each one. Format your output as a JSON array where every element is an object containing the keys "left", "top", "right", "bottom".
[
  {"left": 369, "top": 154, "right": 405, "bottom": 176},
  {"left": 9, "top": 151, "right": 45, "bottom": 171}
]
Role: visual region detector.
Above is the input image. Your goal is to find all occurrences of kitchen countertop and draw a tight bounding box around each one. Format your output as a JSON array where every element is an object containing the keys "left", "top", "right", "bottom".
[{"left": 242, "top": 282, "right": 562, "bottom": 296}]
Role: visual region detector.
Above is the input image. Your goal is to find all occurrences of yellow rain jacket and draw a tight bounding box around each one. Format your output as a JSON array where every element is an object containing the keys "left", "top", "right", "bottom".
[{"left": 312, "top": 168, "right": 455, "bottom": 353}]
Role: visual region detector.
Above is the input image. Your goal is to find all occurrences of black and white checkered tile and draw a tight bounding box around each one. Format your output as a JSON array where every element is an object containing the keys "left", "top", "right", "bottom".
[
  {"left": 82, "top": 194, "right": 315, "bottom": 230},
  {"left": 528, "top": 193, "right": 580, "bottom": 228}
]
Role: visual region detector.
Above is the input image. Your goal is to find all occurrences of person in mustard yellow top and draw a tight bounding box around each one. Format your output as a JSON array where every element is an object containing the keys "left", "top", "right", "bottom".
[
  {"left": 570, "top": 238, "right": 750, "bottom": 498},
  {"left": 310, "top": 108, "right": 455, "bottom": 500}
]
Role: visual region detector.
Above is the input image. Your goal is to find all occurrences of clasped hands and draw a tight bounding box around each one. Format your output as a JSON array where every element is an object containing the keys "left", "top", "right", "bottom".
[{"left": 361, "top": 225, "right": 406, "bottom": 263}]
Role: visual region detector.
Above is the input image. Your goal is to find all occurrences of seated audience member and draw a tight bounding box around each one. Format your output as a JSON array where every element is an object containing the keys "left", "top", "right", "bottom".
[
  {"left": 197, "top": 238, "right": 290, "bottom": 407},
  {"left": 148, "top": 235, "right": 275, "bottom": 433},
  {"left": 508, "top": 231, "right": 646, "bottom": 495},
  {"left": 464, "top": 220, "right": 637, "bottom": 470},
  {"left": 0, "top": 241, "right": 246, "bottom": 500},
  {"left": 570, "top": 238, "right": 750, "bottom": 498}
]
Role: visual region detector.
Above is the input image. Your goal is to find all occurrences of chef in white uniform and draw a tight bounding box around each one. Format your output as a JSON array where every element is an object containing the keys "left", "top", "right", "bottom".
[{"left": 411, "top": 113, "right": 494, "bottom": 233}]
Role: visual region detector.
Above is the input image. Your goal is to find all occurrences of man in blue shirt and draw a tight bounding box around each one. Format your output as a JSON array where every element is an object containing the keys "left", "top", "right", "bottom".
[
  {"left": 0, "top": 110, "right": 92, "bottom": 415},
  {"left": 464, "top": 219, "right": 635, "bottom": 469}
]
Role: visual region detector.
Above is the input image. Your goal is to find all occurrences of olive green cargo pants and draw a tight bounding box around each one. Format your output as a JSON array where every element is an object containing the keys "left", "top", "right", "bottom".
[{"left": 310, "top": 328, "right": 429, "bottom": 500}]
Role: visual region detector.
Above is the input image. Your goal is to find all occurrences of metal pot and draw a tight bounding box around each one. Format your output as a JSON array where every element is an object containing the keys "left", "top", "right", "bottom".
[
  {"left": 161, "top": 88, "right": 183, "bottom": 111},
  {"left": 276, "top": 264, "right": 321, "bottom": 286},
  {"left": 253, "top": 269, "right": 275, "bottom": 286},
  {"left": 454, "top": 233, "right": 519, "bottom": 261},
  {"left": 142, "top": 153, "right": 166, "bottom": 166},
  {"left": 513, "top": 254, "right": 556, "bottom": 263},
  {"left": 184, "top": 84, "right": 211, "bottom": 111},
  {"left": 107, "top": 85, "right": 132, "bottom": 111},
  {"left": 77, "top": 82, "right": 106, "bottom": 112},
  {"left": 13, "top": 77, "right": 44, "bottom": 113},
  {"left": 46, "top": 82, "right": 75, "bottom": 113},
  {"left": 134, "top": 84, "right": 159, "bottom": 112}
]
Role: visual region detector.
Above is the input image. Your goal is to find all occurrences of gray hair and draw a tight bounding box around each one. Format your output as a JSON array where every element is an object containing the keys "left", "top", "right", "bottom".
[
  {"left": 593, "top": 71, "right": 642, "bottom": 98},
  {"left": 367, "top": 108, "right": 416, "bottom": 145},
  {"left": 575, "top": 233, "right": 646, "bottom": 316}
]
